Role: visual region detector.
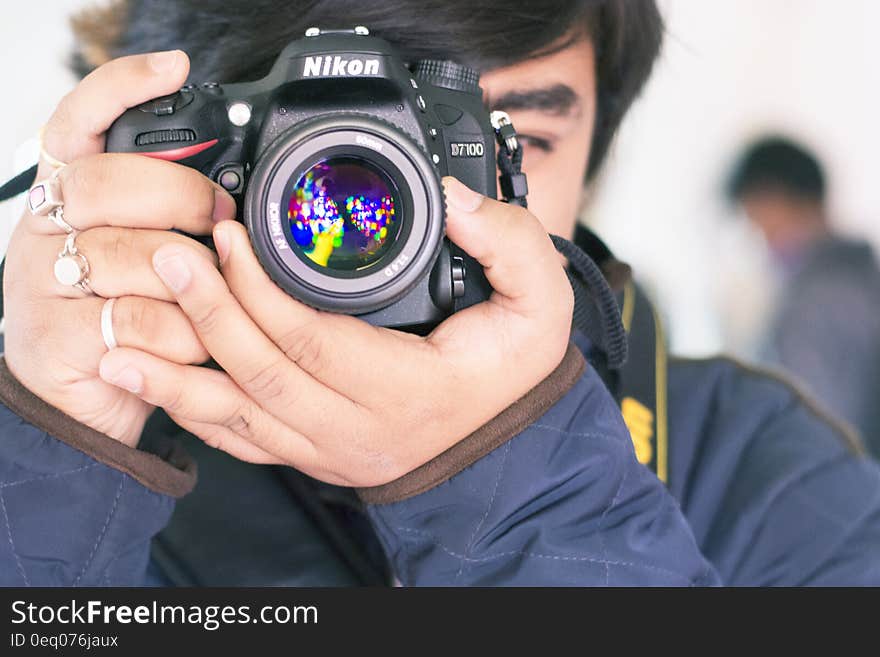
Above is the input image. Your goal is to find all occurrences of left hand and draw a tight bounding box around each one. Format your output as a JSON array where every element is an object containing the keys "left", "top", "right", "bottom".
[{"left": 97, "top": 177, "right": 574, "bottom": 486}]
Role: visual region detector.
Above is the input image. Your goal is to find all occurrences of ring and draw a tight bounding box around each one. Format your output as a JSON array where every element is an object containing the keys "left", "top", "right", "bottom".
[
  {"left": 101, "top": 298, "right": 118, "bottom": 350},
  {"left": 38, "top": 125, "right": 69, "bottom": 169},
  {"left": 27, "top": 167, "right": 63, "bottom": 216},
  {"left": 48, "top": 205, "right": 75, "bottom": 234},
  {"left": 54, "top": 231, "right": 94, "bottom": 295},
  {"left": 28, "top": 168, "right": 74, "bottom": 233}
]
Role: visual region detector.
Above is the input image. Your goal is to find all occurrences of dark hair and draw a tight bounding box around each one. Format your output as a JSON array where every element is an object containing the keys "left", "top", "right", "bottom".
[
  {"left": 70, "top": 0, "right": 663, "bottom": 179},
  {"left": 726, "top": 136, "right": 826, "bottom": 204}
]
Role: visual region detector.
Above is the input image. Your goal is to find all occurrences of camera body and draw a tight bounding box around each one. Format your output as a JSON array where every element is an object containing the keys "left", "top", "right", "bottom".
[{"left": 105, "top": 27, "right": 498, "bottom": 330}]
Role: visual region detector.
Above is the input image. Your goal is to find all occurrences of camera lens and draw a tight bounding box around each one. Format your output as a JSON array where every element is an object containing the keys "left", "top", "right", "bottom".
[
  {"left": 286, "top": 157, "right": 401, "bottom": 273},
  {"left": 246, "top": 116, "right": 444, "bottom": 315}
]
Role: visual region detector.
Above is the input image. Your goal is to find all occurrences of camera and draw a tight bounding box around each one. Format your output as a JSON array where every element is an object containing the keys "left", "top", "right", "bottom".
[{"left": 105, "top": 27, "right": 503, "bottom": 330}]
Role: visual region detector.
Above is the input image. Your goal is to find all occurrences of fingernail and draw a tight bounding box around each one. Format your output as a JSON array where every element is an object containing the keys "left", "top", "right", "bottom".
[
  {"left": 213, "top": 225, "right": 230, "bottom": 265},
  {"left": 213, "top": 187, "right": 236, "bottom": 223},
  {"left": 443, "top": 177, "right": 484, "bottom": 213},
  {"left": 153, "top": 249, "right": 192, "bottom": 294},
  {"left": 148, "top": 50, "right": 181, "bottom": 74},
  {"left": 99, "top": 360, "right": 143, "bottom": 395}
]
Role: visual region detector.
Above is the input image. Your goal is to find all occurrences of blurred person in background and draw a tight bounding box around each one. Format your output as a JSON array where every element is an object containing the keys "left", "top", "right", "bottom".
[{"left": 727, "top": 136, "right": 880, "bottom": 458}]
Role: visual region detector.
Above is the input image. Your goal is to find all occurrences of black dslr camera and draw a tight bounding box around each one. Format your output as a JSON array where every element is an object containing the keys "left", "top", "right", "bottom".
[{"left": 105, "top": 27, "right": 513, "bottom": 329}]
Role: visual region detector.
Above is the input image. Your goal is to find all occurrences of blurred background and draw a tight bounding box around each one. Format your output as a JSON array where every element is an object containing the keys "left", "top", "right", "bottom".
[{"left": 1, "top": 0, "right": 878, "bottom": 361}]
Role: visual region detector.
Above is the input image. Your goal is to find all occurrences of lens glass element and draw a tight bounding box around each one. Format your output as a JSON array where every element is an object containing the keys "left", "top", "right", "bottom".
[{"left": 286, "top": 157, "right": 400, "bottom": 273}]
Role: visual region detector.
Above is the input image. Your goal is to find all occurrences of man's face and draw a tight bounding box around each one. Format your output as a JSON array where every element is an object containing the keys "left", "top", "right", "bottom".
[
  {"left": 740, "top": 191, "right": 824, "bottom": 258},
  {"left": 480, "top": 37, "right": 597, "bottom": 239}
]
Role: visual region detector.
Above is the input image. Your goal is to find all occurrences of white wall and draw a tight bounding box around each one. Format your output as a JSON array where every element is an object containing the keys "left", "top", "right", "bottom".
[
  {"left": 2, "top": 1, "right": 878, "bottom": 357},
  {"left": 0, "top": 0, "right": 82, "bottom": 250},
  {"left": 586, "top": 0, "right": 880, "bottom": 355}
]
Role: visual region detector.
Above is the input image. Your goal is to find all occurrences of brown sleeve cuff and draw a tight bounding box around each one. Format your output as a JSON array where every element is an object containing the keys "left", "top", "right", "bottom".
[
  {"left": 357, "top": 342, "right": 587, "bottom": 505},
  {"left": 0, "top": 357, "right": 196, "bottom": 498}
]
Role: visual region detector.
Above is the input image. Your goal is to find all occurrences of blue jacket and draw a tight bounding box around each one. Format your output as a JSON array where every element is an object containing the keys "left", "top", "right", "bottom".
[{"left": 1, "top": 325, "right": 878, "bottom": 586}]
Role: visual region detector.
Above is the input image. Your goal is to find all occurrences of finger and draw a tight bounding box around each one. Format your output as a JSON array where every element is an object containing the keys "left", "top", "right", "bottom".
[
  {"left": 40, "top": 227, "right": 217, "bottom": 301},
  {"left": 25, "top": 154, "right": 235, "bottom": 236},
  {"left": 166, "top": 412, "right": 283, "bottom": 465},
  {"left": 442, "top": 176, "right": 570, "bottom": 316},
  {"left": 149, "top": 242, "right": 360, "bottom": 431},
  {"left": 213, "top": 220, "right": 426, "bottom": 401},
  {"left": 41, "top": 51, "right": 190, "bottom": 172},
  {"left": 30, "top": 295, "right": 208, "bottom": 379},
  {"left": 105, "top": 296, "right": 209, "bottom": 364},
  {"left": 98, "top": 347, "right": 318, "bottom": 464}
]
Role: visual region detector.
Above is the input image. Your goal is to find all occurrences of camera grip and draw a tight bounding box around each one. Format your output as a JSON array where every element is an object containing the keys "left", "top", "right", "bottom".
[{"left": 104, "top": 85, "right": 237, "bottom": 177}]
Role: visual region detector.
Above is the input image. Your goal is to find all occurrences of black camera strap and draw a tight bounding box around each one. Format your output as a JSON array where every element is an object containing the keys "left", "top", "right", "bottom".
[
  {"left": 492, "top": 113, "right": 627, "bottom": 369},
  {"left": 0, "top": 165, "right": 36, "bottom": 328},
  {"left": 0, "top": 164, "right": 36, "bottom": 203},
  {"left": 0, "top": 165, "right": 37, "bottom": 330}
]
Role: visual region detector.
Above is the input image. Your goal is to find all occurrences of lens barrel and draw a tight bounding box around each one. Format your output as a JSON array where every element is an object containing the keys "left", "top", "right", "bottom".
[{"left": 245, "top": 115, "right": 445, "bottom": 314}]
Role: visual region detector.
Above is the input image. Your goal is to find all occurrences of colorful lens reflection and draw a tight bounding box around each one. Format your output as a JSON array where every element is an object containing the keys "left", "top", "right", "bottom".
[{"left": 287, "top": 157, "right": 399, "bottom": 272}]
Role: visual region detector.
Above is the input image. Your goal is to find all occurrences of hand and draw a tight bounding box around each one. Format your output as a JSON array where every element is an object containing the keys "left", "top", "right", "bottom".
[
  {"left": 3, "top": 51, "right": 236, "bottom": 446},
  {"left": 98, "top": 178, "right": 575, "bottom": 485}
]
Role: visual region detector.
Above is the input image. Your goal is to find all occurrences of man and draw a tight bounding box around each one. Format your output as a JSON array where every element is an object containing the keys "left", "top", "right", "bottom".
[
  {"left": 727, "top": 136, "right": 880, "bottom": 458},
  {"left": 0, "top": 0, "right": 878, "bottom": 587}
]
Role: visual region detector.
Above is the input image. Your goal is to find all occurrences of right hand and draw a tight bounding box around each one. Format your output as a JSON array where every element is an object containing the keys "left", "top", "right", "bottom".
[{"left": 3, "top": 51, "right": 237, "bottom": 447}]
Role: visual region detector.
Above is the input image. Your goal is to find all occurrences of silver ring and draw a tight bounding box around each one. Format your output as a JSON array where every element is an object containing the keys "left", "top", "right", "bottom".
[
  {"left": 38, "top": 125, "right": 69, "bottom": 169},
  {"left": 48, "top": 205, "right": 74, "bottom": 233},
  {"left": 54, "top": 231, "right": 94, "bottom": 295},
  {"left": 27, "top": 167, "right": 64, "bottom": 216},
  {"left": 101, "top": 298, "right": 118, "bottom": 350}
]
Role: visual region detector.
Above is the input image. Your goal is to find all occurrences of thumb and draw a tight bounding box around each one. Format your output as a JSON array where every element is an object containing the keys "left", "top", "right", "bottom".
[{"left": 442, "top": 176, "right": 571, "bottom": 316}]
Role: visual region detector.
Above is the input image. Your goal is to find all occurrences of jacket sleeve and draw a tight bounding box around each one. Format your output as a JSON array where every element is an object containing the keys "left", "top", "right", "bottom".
[
  {"left": 0, "top": 359, "right": 195, "bottom": 586},
  {"left": 361, "top": 348, "right": 721, "bottom": 586}
]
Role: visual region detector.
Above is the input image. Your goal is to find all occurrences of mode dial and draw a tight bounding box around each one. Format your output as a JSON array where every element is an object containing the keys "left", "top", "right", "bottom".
[{"left": 412, "top": 60, "right": 480, "bottom": 94}]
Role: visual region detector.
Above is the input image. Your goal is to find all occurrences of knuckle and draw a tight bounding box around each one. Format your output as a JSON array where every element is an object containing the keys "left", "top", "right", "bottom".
[
  {"left": 190, "top": 303, "right": 224, "bottom": 334},
  {"left": 48, "top": 92, "right": 77, "bottom": 137},
  {"left": 277, "top": 324, "right": 325, "bottom": 374},
  {"left": 99, "top": 228, "right": 135, "bottom": 267},
  {"left": 162, "top": 382, "right": 189, "bottom": 415},
  {"left": 58, "top": 160, "right": 85, "bottom": 202},
  {"left": 63, "top": 155, "right": 108, "bottom": 203},
  {"left": 239, "top": 362, "right": 290, "bottom": 403},
  {"left": 116, "top": 296, "right": 153, "bottom": 343},
  {"left": 518, "top": 210, "right": 549, "bottom": 243},
  {"left": 219, "top": 401, "right": 256, "bottom": 437}
]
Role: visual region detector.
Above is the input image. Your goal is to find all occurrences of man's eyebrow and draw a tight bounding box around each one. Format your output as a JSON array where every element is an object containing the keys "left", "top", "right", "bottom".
[{"left": 490, "top": 84, "right": 581, "bottom": 116}]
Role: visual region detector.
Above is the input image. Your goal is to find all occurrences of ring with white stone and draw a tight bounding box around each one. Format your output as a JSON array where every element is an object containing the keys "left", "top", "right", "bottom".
[
  {"left": 101, "top": 298, "right": 118, "bottom": 350},
  {"left": 54, "top": 231, "right": 93, "bottom": 295}
]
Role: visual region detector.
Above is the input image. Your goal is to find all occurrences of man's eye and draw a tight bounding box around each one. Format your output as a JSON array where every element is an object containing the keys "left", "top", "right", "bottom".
[{"left": 518, "top": 135, "right": 554, "bottom": 152}]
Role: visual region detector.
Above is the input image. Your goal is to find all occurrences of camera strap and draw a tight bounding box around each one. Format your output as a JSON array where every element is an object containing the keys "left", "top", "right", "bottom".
[
  {"left": 491, "top": 112, "right": 627, "bottom": 370},
  {"left": 569, "top": 224, "right": 668, "bottom": 483},
  {"left": 491, "top": 111, "right": 528, "bottom": 208},
  {"left": 0, "top": 164, "right": 36, "bottom": 203}
]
